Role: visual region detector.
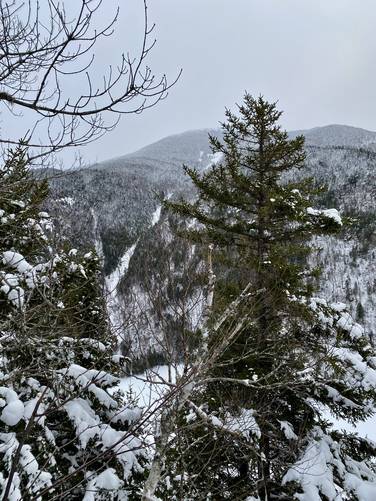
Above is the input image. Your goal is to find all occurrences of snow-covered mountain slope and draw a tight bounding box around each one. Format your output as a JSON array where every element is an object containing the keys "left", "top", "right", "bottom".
[
  {"left": 310, "top": 236, "right": 376, "bottom": 337},
  {"left": 94, "top": 124, "right": 376, "bottom": 170},
  {"left": 95, "top": 128, "right": 220, "bottom": 170},
  {"left": 44, "top": 131, "right": 222, "bottom": 274},
  {"left": 43, "top": 124, "right": 376, "bottom": 366},
  {"left": 44, "top": 167, "right": 166, "bottom": 275},
  {"left": 116, "top": 211, "right": 206, "bottom": 372},
  {"left": 289, "top": 124, "right": 376, "bottom": 148},
  {"left": 105, "top": 204, "right": 164, "bottom": 343}
]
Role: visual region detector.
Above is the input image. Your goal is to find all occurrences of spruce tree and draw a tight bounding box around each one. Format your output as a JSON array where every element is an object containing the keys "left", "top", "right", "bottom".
[
  {"left": 0, "top": 149, "right": 146, "bottom": 499},
  {"left": 356, "top": 301, "right": 365, "bottom": 322},
  {"left": 163, "top": 95, "right": 376, "bottom": 500}
]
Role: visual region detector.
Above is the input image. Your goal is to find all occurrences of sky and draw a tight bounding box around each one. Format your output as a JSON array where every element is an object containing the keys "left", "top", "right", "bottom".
[
  {"left": 85, "top": 0, "right": 376, "bottom": 163},
  {"left": 7, "top": 0, "right": 376, "bottom": 165}
]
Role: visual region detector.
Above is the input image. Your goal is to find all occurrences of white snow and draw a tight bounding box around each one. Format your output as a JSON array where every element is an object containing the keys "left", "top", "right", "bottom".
[
  {"left": 0, "top": 273, "right": 25, "bottom": 308},
  {"left": 106, "top": 205, "right": 162, "bottom": 297},
  {"left": 1, "top": 401, "right": 24, "bottom": 427},
  {"left": 105, "top": 242, "right": 137, "bottom": 335},
  {"left": 64, "top": 398, "right": 100, "bottom": 448},
  {"left": 83, "top": 468, "right": 125, "bottom": 500},
  {"left": 0, "top": 249, "right": 45, "bottom": 307},
  {"left": 344, "top": 474, "right": 376, "bottom": 500},
  {"left": 58, "top": 197, "right": 74, "bottom": 206},
  {"left": 203, "top": 152, "right": 223, "bottom": 171},
  {"left": 279, "top": 420, "right": 298, "bottom": 440},
  {"left": 10, "top": 200, "right": 25, "bottom": 208},
  {"left": 0, "top": 388, "right": 24, "bottom": 426},
  {"left": 108, "top": 406, "right": 142, "bottom": 425},
  {"left": 151, "top": 205, "right": 162, "bottom": 226},
  {"left": 331, "top": 347, "right": 376, "bottom": 391},
  {"left": 105, "top": 203, "right": 164, "bottom": 339},
  {"left": 110, "top": 244, "right": 137, "bottom": 291},
  {"left": 322, "top": 208, "right": 342, "bottom": 226},
  {"left": 225, "top": 408, "right": 261, "bottom": 439},
  {"left": 90, "top": 208, "right": 104, "bottom": 260},
  {"left": 99, "top": 426, "right": 142, "bottom": 480},
  {"left": 118, "top": 365, "right": 181, "bottom": 409},
  {"left": 0, "top": 433, "right": 52, "bottom": 495},
  {"left": 58, "top": 364, "right": 118, "bottom": 408},
  {"left": 284, "top": 426, "right": 376, "bottom": 500},
  {"left": 324, "top": 385, "right": 359, "bottom": 409},
  {"left": 307, "top": 207, "right": 342, "bottom": 226},
  {"left": 2, "top": 251, "right": 31, "bottom": 273},
  {"left": 283, "top": 428, "right": 339, "bottom": 500}
]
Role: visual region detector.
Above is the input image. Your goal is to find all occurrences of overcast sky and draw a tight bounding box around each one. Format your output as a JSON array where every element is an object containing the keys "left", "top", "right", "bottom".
[{"left": 80, "top": 0, "right": 376, "bottom": 163}]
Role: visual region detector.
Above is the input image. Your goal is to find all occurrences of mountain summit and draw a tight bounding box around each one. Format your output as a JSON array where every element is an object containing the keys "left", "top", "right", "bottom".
[
  {"left": 94, "top": 124, "right": 376, "bottom": 172},
  {"left": 289, "top": 123, "right": 376, "bottom": 148}
]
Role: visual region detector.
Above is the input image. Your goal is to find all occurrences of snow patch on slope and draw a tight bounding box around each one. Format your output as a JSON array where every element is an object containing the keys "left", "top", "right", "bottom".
[
  {"left": 105, "top": 204, "right": 163, "bottom": 339},
  {"left": 118, "top": 365, "right": 182, "bottom": 408},
  {"left": 105, "top": 243, "right": 137, "bottom": 336},
  {"left": 204, "top": 152, "right": 223, "bottom": 170},
  {"left": 90, "top": 208, "right": 103, "bottom": 260},
  {"left": 106, "top": 244, "right": 137, "bottom": 298}
]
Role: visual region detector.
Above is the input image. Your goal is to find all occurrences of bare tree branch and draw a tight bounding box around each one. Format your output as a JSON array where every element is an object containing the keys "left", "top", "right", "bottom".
[{"left": 0, "top": 0, "right": 180, "bottom": 161}]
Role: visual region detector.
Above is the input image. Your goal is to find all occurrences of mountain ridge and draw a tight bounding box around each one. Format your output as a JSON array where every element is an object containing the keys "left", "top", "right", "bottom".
[
  {"left": 91, "top": 123, "right": 376, "bottom": 170},
  {"left": 289, "top": 123, "right": 376, "bottom": 148}
]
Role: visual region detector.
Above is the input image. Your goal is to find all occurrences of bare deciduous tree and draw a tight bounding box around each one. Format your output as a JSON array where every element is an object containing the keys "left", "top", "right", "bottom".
[{"left": 0, "top": 0, "right": 179, "bottom": 161}]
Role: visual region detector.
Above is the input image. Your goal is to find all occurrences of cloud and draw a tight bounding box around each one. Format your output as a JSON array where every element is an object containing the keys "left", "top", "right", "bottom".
[{"left": 22, "top": 0, "right": 376, "bottom": 164}]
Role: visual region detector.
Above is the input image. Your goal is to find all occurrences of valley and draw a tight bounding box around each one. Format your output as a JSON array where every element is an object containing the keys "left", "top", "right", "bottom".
[{"left": 44, "top": 124, "right": 376, "bottom": 371}]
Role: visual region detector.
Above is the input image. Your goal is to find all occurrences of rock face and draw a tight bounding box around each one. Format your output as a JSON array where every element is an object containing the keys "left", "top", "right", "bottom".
[{"left": 44, "top": 124, "right": 376, "bottom": 367}]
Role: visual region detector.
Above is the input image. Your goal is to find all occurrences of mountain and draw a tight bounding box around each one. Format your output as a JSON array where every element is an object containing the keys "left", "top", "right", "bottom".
[
  {"left": 89, "top": 124, "right": 376, "bottom": 175},
  {"left": 90, "top": 128, "right": 221, "bottom": 176},
  {"left": 44, "top": 129, "right": 222, "bottom": 274},
  {"left": 125, "top": 128, "right": 220, "bottom": 165},
  {"left": 43, "top": 124, "right": 376, "bottom": 368},
  {"left": 289, "top": 124, "right": 376, "bottom": 148},
  {"left": 93, "top": 124, "right": 376, "bottom": 169}
]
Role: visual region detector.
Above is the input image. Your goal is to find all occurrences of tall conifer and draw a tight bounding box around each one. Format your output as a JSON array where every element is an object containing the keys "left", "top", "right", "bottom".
[{"left": 164, "top": 95, "right": 376, "bottom": 500}]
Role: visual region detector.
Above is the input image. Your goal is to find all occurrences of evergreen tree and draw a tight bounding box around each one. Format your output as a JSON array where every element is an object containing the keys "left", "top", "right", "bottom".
[
  {"left": 0, "top": 149, "right": 146, "bottom": 499},
  {"left": 163, "top": 95, "right": 376, "bottom": 500},
  {"left": 356, "top": 301, "right": 365, "bottom": 322}
]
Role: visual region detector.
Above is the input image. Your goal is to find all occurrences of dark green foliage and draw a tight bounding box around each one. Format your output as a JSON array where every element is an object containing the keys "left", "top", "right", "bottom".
[
  {"left": 356, "top": 301, "right": 365, "bottom": 322},
  {"left": 163, "top": 94, "right": 375, "bottom": 499},
  {"left": 0, "top": 148, "right": 49, "bottom": 319},
  {"left": 0, "top": 149, "right": 145, "bottom": 499},
  {"left": 0, "top": 147, "right": 48, "bottom": 258}
]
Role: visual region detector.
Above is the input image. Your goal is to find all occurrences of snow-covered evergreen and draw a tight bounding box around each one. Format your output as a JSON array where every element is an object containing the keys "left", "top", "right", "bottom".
[
  {"left": 0, "top": 149, "right": 146, "bottom": 499},
  {"left": 157, "top": 96, "right": 376, "bottom": 499}
]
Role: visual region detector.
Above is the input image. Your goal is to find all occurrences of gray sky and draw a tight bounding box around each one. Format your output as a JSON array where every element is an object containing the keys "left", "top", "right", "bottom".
[{"left": 63, "top": 0, "right": 376, "bottom": 163}]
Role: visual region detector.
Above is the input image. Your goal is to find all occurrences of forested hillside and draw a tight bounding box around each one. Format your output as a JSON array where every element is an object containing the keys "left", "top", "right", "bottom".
[{"left": 44, "top": 124, "right": 376, "bottom": 365}]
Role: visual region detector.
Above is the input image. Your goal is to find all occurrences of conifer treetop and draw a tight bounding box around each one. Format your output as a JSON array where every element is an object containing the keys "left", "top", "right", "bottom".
[{"left": 160, "top": 94, "right": 376, "bottom": 501}]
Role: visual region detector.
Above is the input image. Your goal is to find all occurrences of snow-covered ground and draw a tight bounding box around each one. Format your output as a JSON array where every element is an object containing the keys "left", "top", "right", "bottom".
[
  {"left": 105, "top": 243, "right": 137, "bottom": 333},
  {"left": 90, "top": 208, "right": 104, "bottom": 260},
  {"left": 105, "top": 243, "right": 137, "bottom": 299},
  {"left": 118, "top": 366, "right": 376, "bottom": 443},
  {"left": 151, "top": 205, "right": 162, "bottom": 226},
  {"left": 104, "top": 204, "right": 163, "bottom": 337},
  {"left": 118, "top": 365, "right": 182, "bottom": 409}
]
